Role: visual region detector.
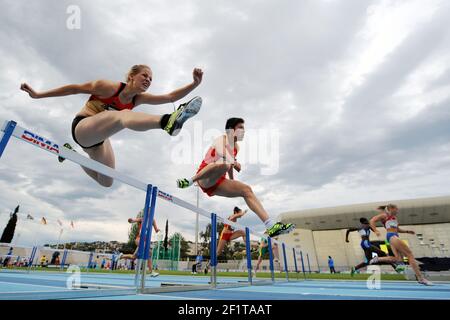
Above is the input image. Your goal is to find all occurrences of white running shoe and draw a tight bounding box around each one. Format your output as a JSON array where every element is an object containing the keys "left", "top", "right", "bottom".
[
  {"left": 150, "top": 271, "right": 159, "bottom": 277},
  {"left": 418, "top": 278, "right": 433, "bottom": 286},
  {"left": 164, "top": 96, "right": 202, "bottom": 136},
  {"left": 369, "top": 257, "right": 379, "bottom": 265}
]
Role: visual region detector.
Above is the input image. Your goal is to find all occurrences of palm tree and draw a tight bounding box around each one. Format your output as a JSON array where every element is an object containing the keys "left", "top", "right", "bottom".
[{"left": 0, "top": 205, "right": 19, "bottom": 243}]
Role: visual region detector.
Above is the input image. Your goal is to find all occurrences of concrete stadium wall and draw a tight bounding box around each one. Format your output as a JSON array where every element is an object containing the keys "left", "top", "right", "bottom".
[{"left": 277, "top": 223, "right": 450, "bottom": 272}]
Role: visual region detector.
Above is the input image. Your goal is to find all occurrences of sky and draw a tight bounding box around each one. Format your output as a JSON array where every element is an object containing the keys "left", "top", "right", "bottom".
[{"left": 0, "top": 0, "right": 449, "bottom": 246}]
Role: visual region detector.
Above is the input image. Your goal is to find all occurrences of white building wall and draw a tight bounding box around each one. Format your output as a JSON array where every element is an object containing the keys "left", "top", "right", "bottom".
[
  {"left": 277, "top": 228, "right": 319, "bottom": 272},
  {"left": 278, "top": 223, "right": 450, "bottom": 272}
]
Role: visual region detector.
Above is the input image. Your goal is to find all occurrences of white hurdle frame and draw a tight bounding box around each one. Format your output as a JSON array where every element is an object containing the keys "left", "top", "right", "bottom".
[{"left": 1, "top": 120, "right": 305, "bottom": 293}]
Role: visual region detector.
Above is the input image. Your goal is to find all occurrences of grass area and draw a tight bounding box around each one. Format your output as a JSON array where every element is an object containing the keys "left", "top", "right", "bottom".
[{"left": 1, "top": 267, "right": 406, "bottom": 281}]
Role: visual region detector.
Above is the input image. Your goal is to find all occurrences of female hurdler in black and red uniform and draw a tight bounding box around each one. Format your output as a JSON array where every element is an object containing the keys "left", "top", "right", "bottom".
[{"left": 21, "top": 65, "right": 203, "bottom": 187}]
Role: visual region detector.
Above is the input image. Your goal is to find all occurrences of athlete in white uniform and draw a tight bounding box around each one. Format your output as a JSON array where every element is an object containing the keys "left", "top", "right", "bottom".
[{"left": 369, "top": 204, "right": 432, "bottom": 286}]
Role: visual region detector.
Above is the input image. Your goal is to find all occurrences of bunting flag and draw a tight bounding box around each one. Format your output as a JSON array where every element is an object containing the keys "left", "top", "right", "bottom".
[
  {"left": 41, "top": 217, "right": 47, "bottom": 225},
  {"left": 57, "top": 219, "right": 63, "bottom": 227},
  {"left": 70, "top": 221, "right": 75, "bottom": 229},
  {"left": 26, "top": 214, "right": 34, "bottom": 220}
]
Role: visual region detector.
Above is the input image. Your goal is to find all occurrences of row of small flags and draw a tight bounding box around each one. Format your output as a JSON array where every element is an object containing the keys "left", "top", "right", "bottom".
[{"left": 25, "top": 214, "right": 74, "bottom": 229}]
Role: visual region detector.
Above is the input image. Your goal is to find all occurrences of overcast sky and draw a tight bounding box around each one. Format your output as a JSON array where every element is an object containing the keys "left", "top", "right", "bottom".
[{"left": 0, "top": 0, "right": 449, "bottom": 246}]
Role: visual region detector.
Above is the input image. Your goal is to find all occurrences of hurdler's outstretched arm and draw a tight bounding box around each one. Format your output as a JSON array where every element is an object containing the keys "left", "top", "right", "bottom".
[
  {"left": 128, "top": 217, "right": 159, "bottom": 232},
  {"left": 20, "top": 80, "right": 115, "bottom": 99},
  {"left": 345, "top": 228, "right": 358, "bottom": 242}
]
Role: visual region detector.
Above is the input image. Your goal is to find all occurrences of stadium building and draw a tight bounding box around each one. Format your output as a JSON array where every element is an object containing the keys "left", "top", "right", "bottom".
[{"left": 277, "top": 195, "right": 450, "bottom": 273}]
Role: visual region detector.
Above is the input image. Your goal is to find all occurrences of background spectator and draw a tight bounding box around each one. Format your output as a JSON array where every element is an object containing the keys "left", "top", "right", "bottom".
[{"left": 328, "top": 256, "right": 336, "bottom": 274}]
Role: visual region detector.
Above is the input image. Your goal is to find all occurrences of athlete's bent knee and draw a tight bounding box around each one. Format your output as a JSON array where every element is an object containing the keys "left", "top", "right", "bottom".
[
  {"left": 242, "top": 184, "right": 254, "bottom": 198},
  {"left": 99, "top": 177, "right": 114, "bottom": 188}
]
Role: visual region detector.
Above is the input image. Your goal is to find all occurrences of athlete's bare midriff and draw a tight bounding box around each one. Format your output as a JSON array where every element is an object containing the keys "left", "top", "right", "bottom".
[
  {"left": 76, "top": 97, "right": 131, "bottom": 117},
  {"left": 76, "top": 100, "right": 107, "bottom": 117}
]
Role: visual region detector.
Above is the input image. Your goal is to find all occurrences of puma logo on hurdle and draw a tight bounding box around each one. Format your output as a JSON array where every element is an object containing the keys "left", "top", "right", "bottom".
[{"left": 158, "top": 190, "right": 173, "bottom": 202}]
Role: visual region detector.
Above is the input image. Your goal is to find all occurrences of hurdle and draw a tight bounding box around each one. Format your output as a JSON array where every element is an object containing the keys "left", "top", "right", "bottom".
[{"left": 1, "top": 119, "right": 306, "bottom": 294}]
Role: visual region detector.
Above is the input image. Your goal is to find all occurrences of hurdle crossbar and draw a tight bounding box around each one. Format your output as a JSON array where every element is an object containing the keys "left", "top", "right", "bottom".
[
  {"left": 1, "top": 119, "right": 306, "bottom": 291},
  {"left": 0, "top": 120, "right": 270, "bottom": 239}
]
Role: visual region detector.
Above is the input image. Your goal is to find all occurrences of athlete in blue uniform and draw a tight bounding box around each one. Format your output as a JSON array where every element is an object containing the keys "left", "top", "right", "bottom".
[{"left": 346, "top": 217, "right": 402, "bottom": 276}]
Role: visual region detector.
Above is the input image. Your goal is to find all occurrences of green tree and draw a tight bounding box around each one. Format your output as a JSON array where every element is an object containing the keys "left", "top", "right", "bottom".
[
  {"left": 163, "top": 219, "right": 169, "bottom": 253},
  {"left": 233, "top": 242, "right": 244, "bottom": 251},
  {"left": 0, "top": 205, "right": 19, "bottom": 243},
  {"left": 232, "top": 242, "right": 247, "bottom": 260},
  {"left": 169, "top": 232, "right": 190, "bottom": 258},
  {"left": 199, "top": 223, "right": 211, "bottom": 257},
  {"left": 199, "top": 222, "right": 225, "bottom": 258}
]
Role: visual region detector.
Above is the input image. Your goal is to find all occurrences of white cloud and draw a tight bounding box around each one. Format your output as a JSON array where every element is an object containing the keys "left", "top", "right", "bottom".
[{"left": 0, "top": 0, "right": 449, "bottom": 246}]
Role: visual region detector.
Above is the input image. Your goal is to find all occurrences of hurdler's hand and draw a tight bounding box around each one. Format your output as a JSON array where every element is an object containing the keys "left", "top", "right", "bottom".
[
  {"left": 193, "top": 68, "right": 203, "bottom": 85},
  {"left": 20, "top": 83, "right": 41, "bottom": 98}
]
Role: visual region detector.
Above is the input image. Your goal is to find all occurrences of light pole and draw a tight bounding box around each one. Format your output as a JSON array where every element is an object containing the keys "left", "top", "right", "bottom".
[{"left": 195, "top": 186, "right": 199, "bottom": 255}]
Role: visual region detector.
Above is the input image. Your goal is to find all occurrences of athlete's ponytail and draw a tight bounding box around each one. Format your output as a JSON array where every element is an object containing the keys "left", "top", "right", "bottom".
[{"left": 377, "top": 204, "right": 398, "bottom": 214}]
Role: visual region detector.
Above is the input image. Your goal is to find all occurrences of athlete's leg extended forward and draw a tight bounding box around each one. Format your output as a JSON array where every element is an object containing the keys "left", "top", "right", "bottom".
[{"left": 212, "top": 180, "right": 295, "bottom": 237}]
